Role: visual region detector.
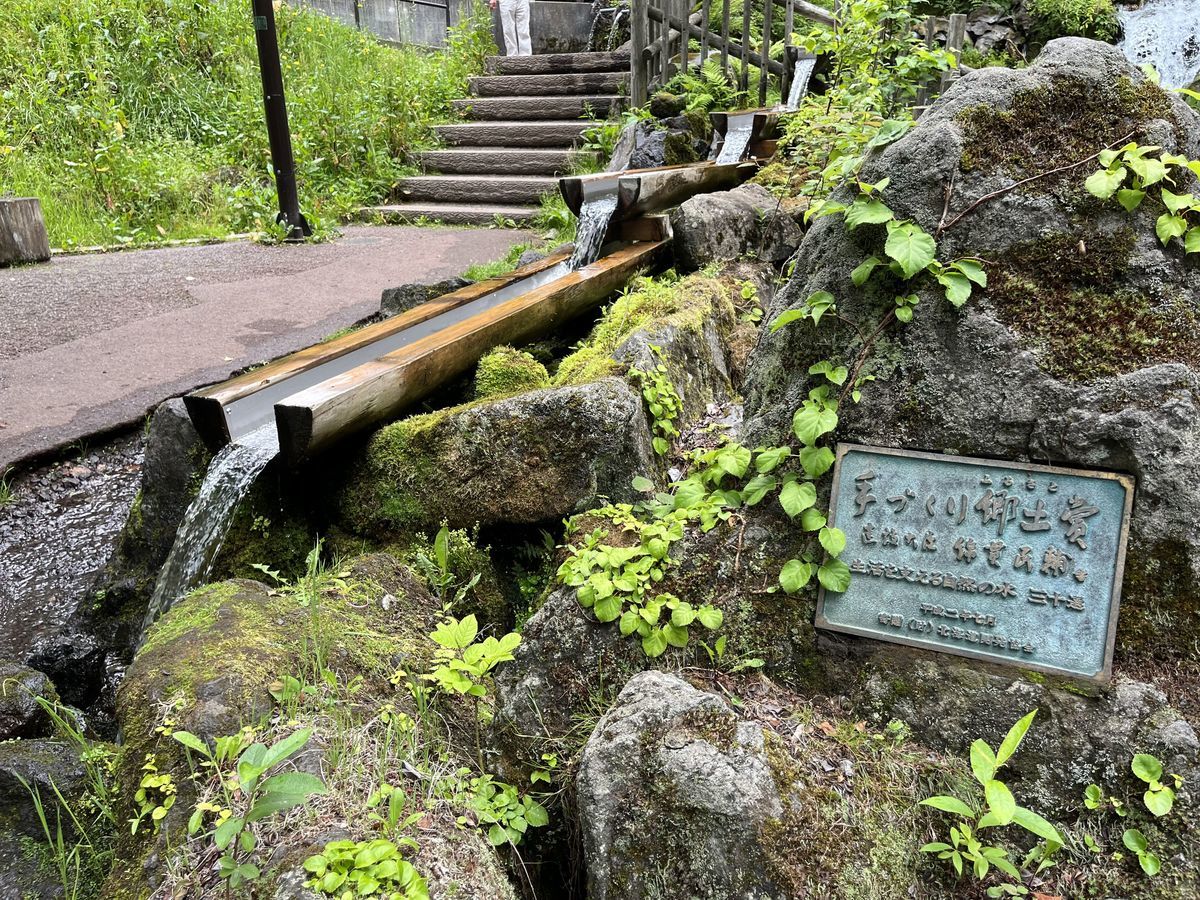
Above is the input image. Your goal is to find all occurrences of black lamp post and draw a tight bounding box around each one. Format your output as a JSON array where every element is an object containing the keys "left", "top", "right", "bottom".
[{"left": 251, "top": 0, "right": 311, "bottom": 240}]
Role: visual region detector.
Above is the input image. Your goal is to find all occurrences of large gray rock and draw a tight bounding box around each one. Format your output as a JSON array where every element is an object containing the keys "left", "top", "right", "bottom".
[
  {"left": 671, "top": 183, "right": 804, "bottom": 271},
  {"left": 577, "top": 671, "right": 786, "bottom": 900},
  {"left": 744, "top": 38, "right": 1200, "bottom": 661},
  {"left": 338, "top": 378, "right": 658, "bottom": 537},
  {"left": 608, "top": 113, "right": 711, "bottom": 172},
  {"left": 0, "top": 739, "right": 88, "bottom": 839},
  {"left": 0, "top": 660, "right": 58, "bottom": 740}
]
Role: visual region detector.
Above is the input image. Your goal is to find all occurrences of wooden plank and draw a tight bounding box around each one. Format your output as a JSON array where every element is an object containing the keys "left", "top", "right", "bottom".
[
  {"left": 791, "top": 0, "right": 835, "bottom": 28},
  {"left": 0, "top": 198, "right": 51, "bottom": 266},
  {"left": 185, "top": 250, "right": 571, "bottom": 446},
  {"left": 631, "top": 0, "right": 649, "bottom": 106},
  {"left": 276, "top": 240, "right": 671, "bottom": 462},
  {"left": 759, "top": 0, "right": 773, "bottom": 107},
  {"left": 660, "top": 0, "right": 669, "bottom": 87},
  {"left": 914, "top": 14, "right": 936, "bottom": 112},
  {"left": 700, "top": 0, "right": 710, "bottom": 66}
]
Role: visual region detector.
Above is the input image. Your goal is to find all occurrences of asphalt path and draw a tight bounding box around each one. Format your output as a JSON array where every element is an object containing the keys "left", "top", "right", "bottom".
[{"left": 0, "top": 225, "right": 524, "bottom": 469}]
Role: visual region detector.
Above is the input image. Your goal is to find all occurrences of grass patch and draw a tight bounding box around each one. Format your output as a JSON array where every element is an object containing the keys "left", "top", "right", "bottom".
[{"left": 0, "top": 0, "right": 494, "bottom": 248}]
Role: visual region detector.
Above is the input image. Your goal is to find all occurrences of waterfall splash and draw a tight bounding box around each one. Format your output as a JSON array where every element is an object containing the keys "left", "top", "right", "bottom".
[
  {"left": 715, "top": 114, "right": 755, "bottom": 164},
  {"left": 1118, "top": 0, "right": 1200, "bottom": 90},
  {"left": 139, "top": 424, "right": 279, "bottom": 638},
  {"left": 570, "top": 193, "right": 620, "bottom": 269},
  {"left": 783, "top": 57, "right": 818, "bottom": 111}
]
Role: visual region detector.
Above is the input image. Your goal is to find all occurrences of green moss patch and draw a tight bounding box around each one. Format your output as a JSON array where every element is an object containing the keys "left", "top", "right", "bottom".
[
  {"left": 958, "top": 77, "right": 1176, "bottom": 184},
  {"left": 984, "top": 231, "right": 1200, "bottom": 380},
  {"left": 474, "top": 346, "right": 550, "bottom": 400}
]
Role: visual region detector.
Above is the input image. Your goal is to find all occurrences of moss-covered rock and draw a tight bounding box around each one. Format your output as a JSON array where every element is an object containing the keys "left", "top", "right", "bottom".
[
  {"left": 473, "top": 345, "right": 550, "bottom": 400},
  {"left": 336, "top": 378, "right": 656, "bottom": 539}
]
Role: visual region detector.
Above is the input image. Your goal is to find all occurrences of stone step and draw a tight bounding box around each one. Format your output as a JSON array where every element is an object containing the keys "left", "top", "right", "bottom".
[
  {"left": 434, "top": 120, "right": 598, "bottom": 148},
  {"left": 484, "top": 51, "right": 630, "bottom": 76},
  {"left": 393, "top": 174, "right": 558, "bottom": 205},
  {"left": 364, "top": 202, "right": 540, "bottom": 226},
  {"left": 452, "top": 94, "right": 622, "bottom": 121},
  {"left": 470, "top": 71, "right": 627, "bottom": 97},
  {"left": 419, "top": 147, "right": 590, "bottom": 176}
]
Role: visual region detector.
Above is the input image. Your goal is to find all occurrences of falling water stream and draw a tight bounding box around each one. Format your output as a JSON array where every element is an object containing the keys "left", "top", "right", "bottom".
[
  {"left": 1118, "top": 0, "right": 1200, "bottom": 89},
  {"left": 784, "top": 57, "right": 818, "bottom": 111},
  {"left": 139, "top": 424, "right": 279, "bottom": 638},
  {"left": 715, "top": 114, "right": 755, "bottom": 164},
  {"left": 570, "top": 193, "right": 620, "bottom": 269}
]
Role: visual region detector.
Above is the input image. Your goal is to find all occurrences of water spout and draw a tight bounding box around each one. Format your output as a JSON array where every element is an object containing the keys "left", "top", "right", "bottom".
[
  {"left": 570, "top": 193, "right": 620, "bottom": 269},
  {"left": 783, "top": 56, "right": 817, "bottom": 111},
  {"left": 1118, "top": 0, "right": 1200, "bottom": 90},
  {"left": 715, "top": 113, "right": 755, "bottom": 164},
  {"left": 139, "top": 424, "right": 279, "bottom": 639}
]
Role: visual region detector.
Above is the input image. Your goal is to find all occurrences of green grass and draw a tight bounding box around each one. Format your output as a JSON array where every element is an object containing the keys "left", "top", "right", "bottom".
[{"left": 0, "top": 0, "right": 494, "bottom": 248}]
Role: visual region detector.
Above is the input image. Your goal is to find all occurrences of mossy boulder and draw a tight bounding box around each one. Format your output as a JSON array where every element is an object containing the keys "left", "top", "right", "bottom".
[
  {"left": 0, "top": 738, "right": 88, "bottom": 839},
  {"left": 671, "top": 183, "right": 804, "bottom": 271},
  {"left": 473, "top": 345, "right": 550, "bottom": 400},
  {"left": 105, "top": 554, "right": 445, "bottom": 898},
  {"left": 0, "top": 660, "right": 58, "bottom": 740},
  {"left": 744, "top": 38, "right": 1200, "bottom": 663},
  {"left": 336, "top": 378, "right": 657, "bottom": 539}
]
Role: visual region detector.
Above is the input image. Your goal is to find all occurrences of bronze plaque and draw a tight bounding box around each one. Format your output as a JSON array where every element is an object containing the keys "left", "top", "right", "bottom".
[{"left": 815, "top": 444, "right": 1135, "bottom": 682}]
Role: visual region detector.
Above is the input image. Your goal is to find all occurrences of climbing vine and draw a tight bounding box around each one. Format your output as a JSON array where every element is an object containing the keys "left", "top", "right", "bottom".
[{"left": 1085, "top": 141, "right": 1200, "bottom": 251}]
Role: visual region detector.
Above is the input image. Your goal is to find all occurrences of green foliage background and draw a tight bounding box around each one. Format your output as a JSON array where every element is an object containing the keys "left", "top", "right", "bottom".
[{"left": 0, "top": 0, "right": 493, "bottom": 247}]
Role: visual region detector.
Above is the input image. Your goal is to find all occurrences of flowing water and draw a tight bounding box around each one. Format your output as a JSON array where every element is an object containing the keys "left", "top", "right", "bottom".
[
  {"left": 570, "top": 193, "right": 620, "bottom": 269},
  {"left": 139, "top": 424, "right": 278, "bottom": 637},
  {"left": 1118, "top": 0, "right": 1200, "bottom": 89},
  {"left": 715, "top": 115, "right": 755, "bottom": 164},
  {"left": 784, "top": 57, "right": 818, "bottom": 111}
]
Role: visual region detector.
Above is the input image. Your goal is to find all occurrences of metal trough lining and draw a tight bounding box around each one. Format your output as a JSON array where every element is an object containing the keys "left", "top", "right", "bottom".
[{"left": 558, "top": 160, "right": 755, "bottom": 221}]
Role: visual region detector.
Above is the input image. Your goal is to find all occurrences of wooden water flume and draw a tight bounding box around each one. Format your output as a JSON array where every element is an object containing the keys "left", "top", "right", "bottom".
[{"left": 184, "top": 116, "right": 784, "bottom": 465}]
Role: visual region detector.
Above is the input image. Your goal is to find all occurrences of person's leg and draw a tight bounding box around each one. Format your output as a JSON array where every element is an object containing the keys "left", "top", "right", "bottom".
[
  {"left": 499, "top": 0, "right": 519, "bottom": 56},
  {"left": 514, "top": 0, "right": 532, "bottom": 56}
]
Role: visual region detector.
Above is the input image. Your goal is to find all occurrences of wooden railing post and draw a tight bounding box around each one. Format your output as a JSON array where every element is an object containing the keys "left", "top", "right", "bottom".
[
  {"left": 721, "top": 0, "right": 731, "bottom": 78},
  {"left": 700, "top": 0, "right": 711, "bottom": 67},
  {"left": 759, "top": 0, "right": 772, "bottom": 106},
  {"left": 740, "top": 0, "right": 750, "bottom": 93},
  {"left": 782, "top": 0, "right": 794, "bottom": 103},
  {"left": 940, "top": 13, "right": 967, "bottom": 92},
  {"left": 631, "top": 0, "right": 649, "bottom": 106},
  {"left": 660, "top": 2, "right": 670, "bottom": 87}
]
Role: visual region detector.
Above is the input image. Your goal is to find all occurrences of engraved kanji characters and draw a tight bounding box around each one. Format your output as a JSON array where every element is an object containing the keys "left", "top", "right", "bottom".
[
  {"left": 853, "top": 470, "right": 877, "bottom": 517},
  {"left": 1020, "top": 499, "right": 1051, "bottom": 532},
  {"left": 1013, "top": 546, "right": 1034, "bottom": 572},
  {"left": 984, "top": 540, "right": 1006, "bottom": 567},
  {"left": 953, "top": 536, "right": 978, "bottom": 563},
  {"left": 1060, "top": 494, "right": 1099, "bottom": 550},
  {"left": 975, "top": 489, "right": 1021, "bottom": 535},
  {"left": 1040, "top": 545, "right": 1072, "bottom": 577}
]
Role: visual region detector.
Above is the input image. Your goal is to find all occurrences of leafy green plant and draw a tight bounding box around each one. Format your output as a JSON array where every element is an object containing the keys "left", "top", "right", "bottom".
[
  {"left": 1121, "top": 827, "right": 1161, "bottom": 877},
  {"left": 920, "top": 710, "right": 1063, "bottom": 893},
  {"left": 129, "top": 754, "right": 176, "bottom": 835},
  {"left": 1085, "top": 142, "right": 1200, "bottom": 253},
  {"left": 663, "top": 56, "right": 747, "bottom": 113},
  {"left": 1027, "top": 0, "right": 1118, "bottom": 43},
  {"left": 0, "top": 467, "right": 14, "bottom": 506},
  {"left": 462, "top": 775, "right": 550, "bottom": 847},
  {"left": 423, "top": 613, "right": 520, "bottom": 698},
  {"left": 172, "top": 727, "right": 326, "bottom": 888},
  {"left": 304, "top": 838, "right": 429, "bottom": 899},
  {"left": 629, "top": 345, "right": 683, "bottom": 456},
  {"left": 1131, "top": 753, "right": 1182, "bottom": 817}
]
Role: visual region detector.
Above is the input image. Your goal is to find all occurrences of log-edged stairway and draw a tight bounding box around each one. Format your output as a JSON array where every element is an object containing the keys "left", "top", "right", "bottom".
[{"left": 368, "top": 51, "right": 629, "bottom": 226}]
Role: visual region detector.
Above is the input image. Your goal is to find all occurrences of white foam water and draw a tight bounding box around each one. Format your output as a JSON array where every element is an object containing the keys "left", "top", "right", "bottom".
[
  {"left": 1118, "top": 0, "right": 1200, "bottom": 89},
  {"left": 139, "top": 424, "right": 279, "bottom": 638},
  {"left": 715, "top": 115, "right": 754, "bottom": 164},
  {"left": 570, "top": 193, "right": 620, "bottom": 269},
  {"left": 784, "top": 56, "right": 817, "bottom": 111}
]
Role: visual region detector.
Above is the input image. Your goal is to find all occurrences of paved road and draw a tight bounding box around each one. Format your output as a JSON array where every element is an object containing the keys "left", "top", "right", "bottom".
[{"left": 0, "top": 225, "right": 524, "bottom": 469}]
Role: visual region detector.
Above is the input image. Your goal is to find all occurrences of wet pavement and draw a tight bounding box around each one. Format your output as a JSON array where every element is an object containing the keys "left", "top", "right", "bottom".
[{"left": 0, "top": 224, "right": 526, "bottom": 469}]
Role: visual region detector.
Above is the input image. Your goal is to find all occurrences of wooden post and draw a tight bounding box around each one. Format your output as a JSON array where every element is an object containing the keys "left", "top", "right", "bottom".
[
  {"left": 660, "top": 1, "right": 670, "bottom": 87},
  {"left": 941, "top": 13, "right": 967, "bottom": 92},
  {"left": 740, "top": 0, "right": 750, "bottom": 93},
  {"left": 759, "top": 0, "right": 772, "bottom": 107},
  {"left": 0, "top": 198, "right": 51, "bottom": 267},
  {"left": 782, "top": 0, "right": 794, "bottom": 105},
  {"left": 721, "top": 0, "right": 731, "bottom": 77},
  {"left": 631, "top": 0, "right": 649, "bottom": 106},
  {"left": 700, "top": 0, "right": 710, "bottom": 66},
  {"left": 677, "top": 0, "right": 688, "bottom": 74}
]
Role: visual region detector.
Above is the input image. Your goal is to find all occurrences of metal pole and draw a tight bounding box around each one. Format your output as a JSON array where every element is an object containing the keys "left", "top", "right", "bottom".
[{"left": 251, "top": 0, "right": 311, "bottom": 240}]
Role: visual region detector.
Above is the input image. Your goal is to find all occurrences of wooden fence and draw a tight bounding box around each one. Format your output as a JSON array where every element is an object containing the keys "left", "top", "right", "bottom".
[{"left": 628, "top": 0, "right": 832, "bottom": 108}]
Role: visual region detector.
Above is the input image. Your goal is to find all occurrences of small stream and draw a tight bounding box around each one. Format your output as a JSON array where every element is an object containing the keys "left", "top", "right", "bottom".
[
  {"left": 1118, "top": 0, "right": 1200, "bottom": 89},
  {"left": 139, "top": 423, "right": 278, "bottom": 637}
]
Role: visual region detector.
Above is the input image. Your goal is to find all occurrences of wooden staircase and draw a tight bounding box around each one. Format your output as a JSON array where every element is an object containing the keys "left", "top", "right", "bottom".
[{"left": 369, "top": 51, "right": 629, "bottom": 226}]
